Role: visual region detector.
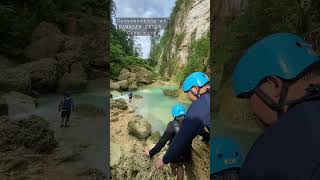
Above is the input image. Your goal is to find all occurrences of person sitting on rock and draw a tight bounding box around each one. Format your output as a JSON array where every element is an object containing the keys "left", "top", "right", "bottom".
[
  {"left": 58, "top": 91, "right": 74, "bottom": 128},
  {"left": 144, "top": 104, "right": 189, "bottom": 180},
  {"left": 155, "top": 72, "right": 211, "bottom": 171},
  {"left": 128, "top": 90, "right": 133, "bottom": 102}
]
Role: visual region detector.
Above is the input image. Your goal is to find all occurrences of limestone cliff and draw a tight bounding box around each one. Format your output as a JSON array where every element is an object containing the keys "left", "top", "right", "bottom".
[{"left": 152, "top": 0, "right": 210, "bottom": 82}]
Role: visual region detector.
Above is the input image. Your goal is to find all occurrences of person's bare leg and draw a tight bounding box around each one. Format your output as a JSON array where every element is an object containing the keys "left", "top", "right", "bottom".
[
  {"left": 170, "top": 163, "right": 177, "bottom": 176},
  {"left": 60, "top": 116, "right": 65, "bottom": 127},
  {"left": 177, "top": 164, "right": 184, "bottom": 180}
]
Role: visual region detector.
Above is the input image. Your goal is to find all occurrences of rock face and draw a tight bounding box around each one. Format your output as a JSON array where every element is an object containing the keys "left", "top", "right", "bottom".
[
  {"left": 57, "top": 62, "right": 88, "bottom": 92},
  {"left": 20, "top": 58, "right": 59, "bottom": 92},
  {"left": 110, "top": 142, "right": 122, "bottom": 168},
  {"left": 153, "top": 0, "right": 210, "bottom": 77},
  {"left": 0, "top": 67, "right": 31, "bottom": 94},
  {"left": 0, "top": 115, "right": 58, "bottom": 153},
  {"left": 24, "top": 34, "right": 65, "bottom": 60},
  {"left": 2, "top": 91, "right": 37, "bottom": 118},
  {"left": 117, "top": 69, "right": 131, "bottom": 81},
  {"left": 31, "top": 22, "right": 62, "bottom": 41},
  {"left": 163, "top": 89, "right": 179, "bottom": 97},
  {"left": 129, "top": 66, "right": 152, "bottom": 84},
  {"left": 127, "top": 119, "right": 152, "bottom": 139},
  {"left": 110, "top": 99, "right": 128, "bottom": 110}
]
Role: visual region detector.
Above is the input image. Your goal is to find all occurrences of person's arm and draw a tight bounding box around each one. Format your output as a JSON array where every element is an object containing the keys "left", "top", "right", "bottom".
[
  {"left": 198, "top": 128, "right": 210, "bottom": 144},
  {"left": 162, "top": 115, "right": 204, "bottom": 164},
  {"left": 149, "top": 124, "right": 173, "bottom": 158}
]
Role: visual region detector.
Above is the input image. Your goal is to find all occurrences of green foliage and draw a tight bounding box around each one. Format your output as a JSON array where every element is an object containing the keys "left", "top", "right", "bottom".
[
  {"left": 110, "top": 26, "right": 153, "bottom": 79},
  {"left": 175, "top": 32, "right": 185, "bottom": 50},
  {"left": 178, "top": 35, "right": 210, "bottom": 83}
]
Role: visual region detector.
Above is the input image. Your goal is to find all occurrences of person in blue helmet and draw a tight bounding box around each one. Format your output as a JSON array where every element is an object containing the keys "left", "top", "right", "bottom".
[
  {"left": 210, "top": 137, "right": 242, "bottom": 180},
  {"left": 59, "top": 91, "right": 74, "bottom": 128},
  {"left": 144, "top": 104, "right": 190, "bottom": 180},
  {"left": 155, "top": 72, "right": 210, "bottom": 172},
  {"left": 232, "top": 33, "right": 320, "bottom": 180}
]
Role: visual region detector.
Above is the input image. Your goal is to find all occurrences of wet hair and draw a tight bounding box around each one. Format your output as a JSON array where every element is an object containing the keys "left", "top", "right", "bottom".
[{"left": 210, "top": 168, "right": 240, "bottom": 180}]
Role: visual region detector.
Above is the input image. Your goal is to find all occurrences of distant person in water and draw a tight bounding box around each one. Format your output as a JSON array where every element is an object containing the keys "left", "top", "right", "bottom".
[
  {"left": 59, "top": 91, "right": 74, "bottom": 128},
  {"left": 128, "top": 90, "right": 133, "bottom": 102},
  {"left": 144, "top": 104, "right": 189, "bottom": 180},
  {"left": 155, "top": 72, "right": 210, "bottom": 171}
]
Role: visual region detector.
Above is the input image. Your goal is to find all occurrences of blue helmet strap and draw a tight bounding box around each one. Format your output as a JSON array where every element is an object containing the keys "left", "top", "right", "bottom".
[{"left": 254, "top": 81, "right": 291, "bottom": 118}]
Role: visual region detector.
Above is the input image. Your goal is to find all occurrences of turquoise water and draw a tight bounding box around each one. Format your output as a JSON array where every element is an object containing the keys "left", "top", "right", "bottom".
[{"left": 121, "top": 85, "right": 189, "bottom": 134}]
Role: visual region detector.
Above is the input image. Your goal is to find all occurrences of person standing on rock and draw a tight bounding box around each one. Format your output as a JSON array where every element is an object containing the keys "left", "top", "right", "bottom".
[
  {"left": 59, "top": 91, "right": 74, "bottom": 128},
  {"left": 155, "top": 72, "right": 211, "bottom": 172},
  {"left": 128, "top": 90, "right": 133, "bottom": 102},
  {"left": 144, "top": 104, "right": 189, "bottom": 180},
  {"left": 232, "top": 33, "right": 320, "bottom": 179}
]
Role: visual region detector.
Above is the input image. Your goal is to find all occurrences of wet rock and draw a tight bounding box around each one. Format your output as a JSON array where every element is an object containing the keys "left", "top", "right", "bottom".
[
  {"left": 57, "top": 62, "right": 88, "bottom": 93},
  {"left": 2, "top": 91, "right": 37, "bottom": 117},
  {"left": 110, "top": 142, "right": 122, "bottom": 168},
  {"left": 110, "top": 99, "right": 128, "bottom": 110},
  {"left": 0, "top": 67, "right": 31, "bottom": 94},
  {"left": 0, "top": 115, "right": 58, "bottom": 153},
  {"left": 162, "top": 89, "right": 179, "bottom": 97},
  {"left": 127, "top": 119, "right": 152, "bottom": 139}
]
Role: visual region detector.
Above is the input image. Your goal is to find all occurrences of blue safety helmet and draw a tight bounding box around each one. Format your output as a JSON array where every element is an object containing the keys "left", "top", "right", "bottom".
[
  {"left": 233, "top": 33, "right": 320, "bottom": 97},
  {"left": 182, "top": 72, "right": 209, "bottom": 92},
  {"left": 210, "top": 137, "right": 242, "bottom": 175},
  {"left": 64, "top": 91, "right": 71, "bottom": 97},
  {"left": 171, "top": 104, "right": 186, "bottom": 118}
]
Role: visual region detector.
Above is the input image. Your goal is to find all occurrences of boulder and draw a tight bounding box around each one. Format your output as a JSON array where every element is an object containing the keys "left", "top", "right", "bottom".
[
  {"left": 127, "top": 119, "right": 152, "bottom": 139},
  {"left": 128, "top": 81, "right": 138, "bottom": 91},
  {"left": 129, "top": 66, "right": 152, "bottom": 84},
  {"left": 162, "top": 89, "right": 179, "bottom": 97},
  {"left": 115, "top": 80, "right": 129, "bottom": 91},
  {"left": 117, "top": 69, "right": 131, "bottom": 81},
  {"left": 0, "top": 67, "right": 31, "bottom": 94},
  {"left": 31, "top": 22, "right": 62, "bottom": 41},
  {"left": 57, "top": 63, "right": 88, "bottom": 93},
  {"left": 110, "top": 99, "right": 128, "bottom": 110},
  {"left": 2, "top": 91, "right": 37, "bottom": 118},
  {"left": 111, "top": 91, "right": 121, "bottom": 98},
  {"left": 20, "top": 58, "right": 59, "bottom": 92},
  {"left": 0, "top": 115, "right": 58, "bottom": 153},
  {"left": 55, "top": 51, "right": 80, "bottom": 73},
  {"left": 24, "top": 34, "right": 65, "bottom": 60},
  {"left": 110, "top": 142, "right": 122, "bottom": 168},
  {"left": 110, "top": 82, "right": 120, "bottom": 91}
]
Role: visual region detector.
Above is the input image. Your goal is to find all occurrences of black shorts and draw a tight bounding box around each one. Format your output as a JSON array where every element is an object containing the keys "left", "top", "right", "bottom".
[{"left": 61, "top": 111, "right": 71, "bottom": 119}]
